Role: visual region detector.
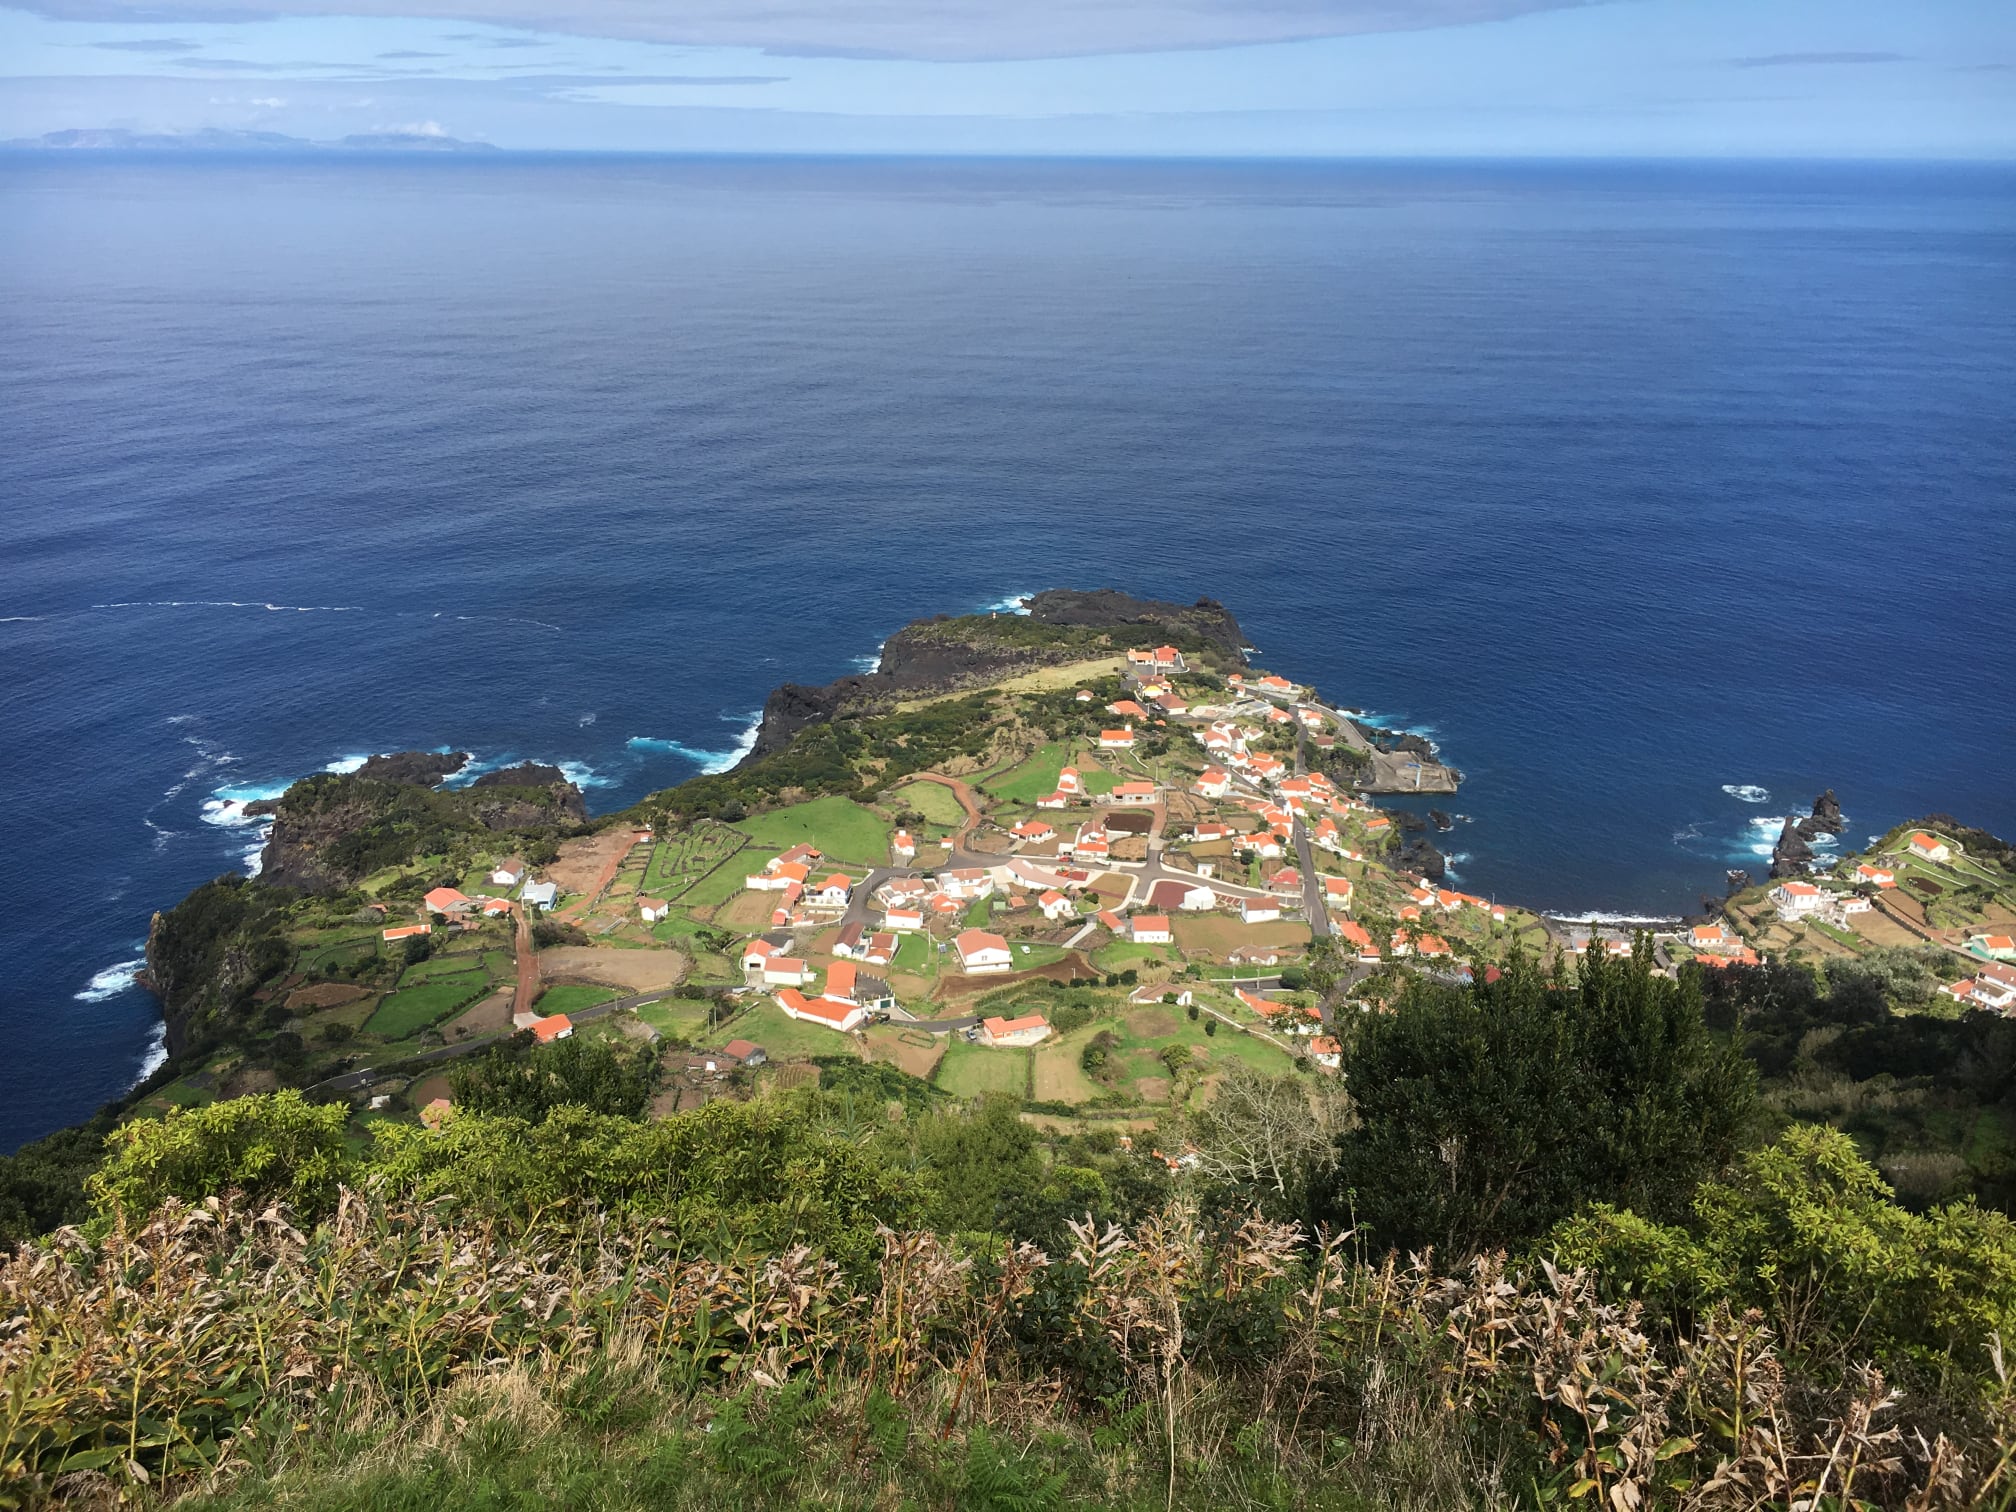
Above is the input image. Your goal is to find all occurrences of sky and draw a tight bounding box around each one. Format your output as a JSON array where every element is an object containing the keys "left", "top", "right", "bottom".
[{"left": 0, "top": 0, "right": 2012, "bottom": 156}]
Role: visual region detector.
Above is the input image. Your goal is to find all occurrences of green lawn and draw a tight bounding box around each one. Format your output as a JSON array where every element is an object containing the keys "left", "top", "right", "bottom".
[
  {"left": 963, "top": 896, "right": 996, "bottom": 927},
  {"left": 889, "top": 779, "right": 968, "bottom": 828},
  {"left": 892, "top": 933, "right": 938, "bottom": 974},
  {"left": 1080, "top": 765, "right": 1119, "bottom": 796},
  {"left": 983, "top": 743, "right": 1069, "bottom": 804},
  {"left": 935, "top": 1039, "right": 1032, "bottom": 1098},
  {"left": 1008, "top": 942, "right": 1068, "bottom": 969},
  {"left": 735, "top": 796, "right": 891, "bottom": 866},
  {"left": 532, "top": 984, "right": 620, "bottom": 1017},
  {"left": 366, "top": 977, "right": 492, "bottom": 1040},
  {"left": 683, "top": 862, "right": 755, "bottom": 910}
]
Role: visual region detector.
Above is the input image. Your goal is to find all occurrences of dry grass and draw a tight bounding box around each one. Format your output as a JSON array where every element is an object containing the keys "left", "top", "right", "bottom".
[{"left": 533, "top": 947, "right": 688, "bottom": 994}]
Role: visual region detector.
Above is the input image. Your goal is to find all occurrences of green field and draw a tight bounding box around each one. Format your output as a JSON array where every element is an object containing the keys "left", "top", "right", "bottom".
[
  {"left": 398, "top": 952, "right": 493, "bottom": 984},
  {"left": 1079, "top": 765, "right": 1119, "bottom": 796},
  {"left": 709, "top": 1001, "right": 861, "bottom": 1062},
  {"left": 641, "top": 822, "right": 748, "bottom": 899},
  {"left": 892, "top": 933, "right": 938, "bottom": 974},
  {"left": 735, "top": 797, "right": 891, "bottom": 865},
  {"left": 365, "top": 977, "right": 491, "bottom": 1040},
  {"left": 1092, "top": 941, "right": 1177, "bottom": 973},
  {"left": 983, "top": 743, "right": 1069, "bottom": 804},
  {"left": 532, "top": 984, "right": 620, "bottom": 1017},
  {"left": 1007, "top": 942, "right": 1068, "bottom": 969},
  {"left": 635, "top": 999, "right": 714, "bottom": 1041},
  {"left": 935, "top": 1040, "right": 1031, "bottom": 1098},
  {"left": 681, "top": 860, "right": 756, "bottom": 910},
  {"left": 889, "top": 779, "right": 968, "bottom": 828}
]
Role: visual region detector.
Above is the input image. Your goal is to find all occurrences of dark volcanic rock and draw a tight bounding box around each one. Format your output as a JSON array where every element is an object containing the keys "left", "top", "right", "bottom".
[
  {"left": 1428, "top": 809, "right": 1454, "bottom": 832},
  {"left": 471, "top": 761, "right": 568, "bottom": 790},
  {"left": 1770, "top": 817, "right": 1814, "bottom": 879},
  {"left": 738, "top": 588, "right": 1250, "bottom": 768},
  {"left": 1726, "top": 869, "right": 1753, "bottom": 897},
  {"left": 1399, "top": 837, "right": 1447, "bottom": 882},
  {"left": 358, "top": 750, "right": 469, "bottom": 786},
  {"left": 1805, "top": 789, "right": 1844, "bottom": 835},
  {"left": 1022, "top": 589, "right": 1248, "bottom": 662}
]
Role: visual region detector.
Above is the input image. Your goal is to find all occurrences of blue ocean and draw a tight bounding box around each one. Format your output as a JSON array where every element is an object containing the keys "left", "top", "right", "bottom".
[{"left": 2, "top": 155, "right": 2012, "bottom": 1150}]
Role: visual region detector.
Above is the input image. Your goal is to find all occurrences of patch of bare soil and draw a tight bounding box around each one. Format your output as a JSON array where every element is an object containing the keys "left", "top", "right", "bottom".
[
  {"left": 548, "top": 829, "right": 639, "bottom": 899},
  {"left": 1132, "top": 1076, "right": 1172, "bottom": 1103},
  {"left": 285, "top": 983, "right": 369, "bottom": 1013},
  {"left": 443, "top": 992, "right": 514, "bottom": 1040},
  {"left": 534, "top": 946, "right": 688, "bottom": 993},
  {"left": 1125, "top": 1007, "right": 1181, "bottom": 1038},
  {"left": 409, "top": 1074, "right": 452, "bottom": 1107}
]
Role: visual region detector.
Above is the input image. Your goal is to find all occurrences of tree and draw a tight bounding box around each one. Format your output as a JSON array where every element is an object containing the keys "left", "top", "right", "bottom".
[
  {"left": 1311, "top": 942, "right": 1754, "bottom": 1257},
  {"left": 448, "top": 1035, "right": 660, "bottom": 1123},
  {"left": 402, "top": 931, "right": 432, "bottom": 966},
  {"left": 89, "top": 1090, "right": 352, "bottom": 1219},
  {"left": 1182, "top": 1066, "right": 1344, "bottom": 1218}
]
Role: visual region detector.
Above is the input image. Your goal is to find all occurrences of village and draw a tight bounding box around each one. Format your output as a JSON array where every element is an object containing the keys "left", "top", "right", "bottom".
[{"left": 132, "top": 637, "right": 2016, "bottom": 1139}]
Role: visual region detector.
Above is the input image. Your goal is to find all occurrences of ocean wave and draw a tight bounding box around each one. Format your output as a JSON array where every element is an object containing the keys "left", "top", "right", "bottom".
[
  {"left": 851, "top": 640, "right": 888, "bottom": 674},
  {"left": 981, "top": 591, "right": 1033, "bottom": 616},
  {"left": 628, "top": 712, "right": 761, "bottom": 776},
  {"left": 0, "top": 615, "right": 44, "bottom": 623},
  {"left": 94, "top": 599, "right": 364, "bottom": 614},
  {"left": 1545, "top": 911, "right": 1681, "bottom": 927},
  {"left": 578, "top": 713, "right": 597, "bottom": 727},
  {"left": 76, "top": 957, "right": 145, "bottom": 1003},
  {"left": 1722, "top": 784, "right": 1771, "bottom": 804},
  {"left": 1440, "top": 852, "right": 1470, "bottom": 879},
  {"left": 1672, "top": 822, "right": 1704, "bottom": 843},
  {"left": 323, "top": 754, "right": 369, "bottom": 774},
  {"left": 555, "top": 761, "right": 615, "bottom": 790},
  {"left": 429, "top": 610, "right": 564, "bottom": 633},
  {"left": 201, "top": 781, "right": 292, "bottom": 827},
  {"left": 131, "top": 1022, "right": 169, "bottom": 1086}
]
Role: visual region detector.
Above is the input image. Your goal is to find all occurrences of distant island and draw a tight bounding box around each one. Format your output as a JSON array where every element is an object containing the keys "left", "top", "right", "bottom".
[{"left": 3, "top": 127, "right": 499, "bottom": 154}]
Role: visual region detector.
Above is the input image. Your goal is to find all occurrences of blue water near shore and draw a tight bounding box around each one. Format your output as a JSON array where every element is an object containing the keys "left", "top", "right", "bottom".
[{"left": 3, "top": 155, "right": 2013, "bottom": 1150}]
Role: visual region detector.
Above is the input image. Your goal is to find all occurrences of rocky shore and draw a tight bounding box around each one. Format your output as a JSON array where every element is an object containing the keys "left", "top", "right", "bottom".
[{"left": 739, "top": 589, "right": 1249, "bottom": 765}]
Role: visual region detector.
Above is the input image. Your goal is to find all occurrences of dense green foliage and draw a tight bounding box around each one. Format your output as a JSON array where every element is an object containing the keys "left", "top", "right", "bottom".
[
  {"left": 1702, "top": 954, "right": 2016, "bottom": 1209},
  {"left": 145, "top": 874, "right": 294, "bottom": 1057},
  {"left": 89, "top": 1089, "right": 352, "bottom": 1219},
  {"left": 448, "top": 1034, "right": 661, "bottom": 1122},
  {"left": 1313, "top": 944, "right": 1755, "bottom": 1255}
]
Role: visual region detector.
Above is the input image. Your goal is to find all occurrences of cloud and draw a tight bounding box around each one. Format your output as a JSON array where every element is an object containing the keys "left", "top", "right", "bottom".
[
  {"left": 378, "top": 49, "right": 448, "bottom": 58},
  {"left": 1728, "top": 51, "right": 1911, "bottom": 69},
  {"left": 377, "top": 117, "right": 448, "bottom": 134},
  {"left": 87, "top": 37, "right": 202, "bottom": 51},
  {"left": 14, "top": 0, "right": 1614, "bottom": 63}
]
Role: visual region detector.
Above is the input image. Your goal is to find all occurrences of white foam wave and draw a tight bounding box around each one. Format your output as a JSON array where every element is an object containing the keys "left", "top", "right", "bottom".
[
  {"left": 578, "top": 713, "right": 597, "bottom": 727},
  {"left": 201, "top": 781, "right": 292, "bottom": 827},
  {"left": 77, "top": 957, "right": 145, "bottom": 1003},
  {"left": 1672, "top": 822, "right": 1704, "bottom": 843},
  {"left": 143, "top": 817, "right": 179, "bottom": 851},
  {"left": 1811, "top": 832, "right": 1839, "bottom": 848},
  {"left": 1545, "top": 912, "right": 1681, "bottom": 927},
  {"left": 94, "top": 599, "right": 364, "bottom": 613},
  {"left": 628, "top": 711, "right": 761, "bottom": 776},
  {"left": 131, "top": 1021, "right": 169, "bottom": 1085},
  {"left": 1440, "top": 852, "right": 1470, "bottom": 879},
  {"left": 429, "top": 610, "right": 564, "bottom": 633},
  {"left": 1750, "top": 815, "right": 1790, "bottom": 832},
  {"left": 851, "top": 640, "right": 888, "bottom": 674},
  {"left": 555, "top": 760, "right": 615, "bottom": 790},
  {"left": 982, "top": 591, "right": 1033, "bottom": 616},
  {"left": 323, "top": 754, "right": 369, "bottom": 774},
  {"left": 1722, "top": 784, "right": 1771, "bottom": 803},
  {"left": 0, "top": 615, "right": 43, "bottom": 623}
]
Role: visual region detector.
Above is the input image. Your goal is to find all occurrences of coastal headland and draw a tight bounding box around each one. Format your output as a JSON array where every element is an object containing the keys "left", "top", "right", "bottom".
[{"left": 11, "top": 586, "right": 2015, "bottom": 1223}]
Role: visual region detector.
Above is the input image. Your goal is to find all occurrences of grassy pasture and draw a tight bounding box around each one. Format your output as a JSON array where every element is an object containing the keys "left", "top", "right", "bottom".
[{"left": 735, "top": 797, "right": 890, "bottom": 865}]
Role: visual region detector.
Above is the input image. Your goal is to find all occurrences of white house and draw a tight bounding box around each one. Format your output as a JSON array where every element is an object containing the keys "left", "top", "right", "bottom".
[
  {"left": 980, "top": 1013, "right": 1052, "bottom": 1047},
  {"left": 1012, "top": 819, "right": 1057, "bottom": 844},
  {"left": 1309, "top": 1036, "right": 1342, "bottom": 1070},
  {"left": 489, "top": 858, "right": 527, "bottom": 887},
  {"left": 1770, "top": 880, "right": 1827, "bottom": 917},
  {"left": 810, "top": 873, "right": 853, "bottom": 909},
  {"left": 761, "top": 957, "right": 815, "bottom": 987},
  {"left": 955, "top": 929, "right": 1013, "bottom": 973},
  {"left": 1099, "top": 727, "right": 1136, "bottom": 750},
  {"left": 937, "top": 868, "right": 996, "bottom": 900},
  {"left": 1240, "top": 896, "right": 1282, "bottom": 925},
  {"left": 1194, "top": 768, "right": 1231, "bottom": 799},
  {"left": 776, "top": 989, "right": 867, "bottom": 1033},
  {"left": 1908, "top": 832, "right": 1952, "bottom": 863},
  {"left": 1322, "top": 877, "right": 1354, "bottom": 910},
  {"left": 1036, "top": 791, "right": 1071, "bottom": 810},
  {"left": 745, "top": 861, "right": 810, "bottom": 892},
  {"left": 742, "top": 939, "right": 779, "bottom": 972},
  {"left": 884, "top": 907, "right": 926, "bottom": 932},
  {"left": 519, "top": 880, "right": 558, "bottom": 910},
  {"left": 1131, "top": 915, "right": 1173, "bottom": 945},
  {"left": 1112, "top": 781, "right": 1157, "bottom": 806},
  {"left": 891, "top": 830, "right": 916, "bottom": 862},
  {"left": 1038, "top": 889, "right": 1075, "bottom": 922},
  {"left": 1056, "top": 767, "right": 1085, "bottom": 796},
  {"left": 638, "top": 896, "right": 670, "bottom": 923}
]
